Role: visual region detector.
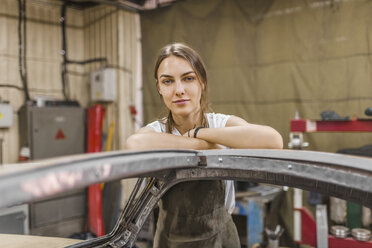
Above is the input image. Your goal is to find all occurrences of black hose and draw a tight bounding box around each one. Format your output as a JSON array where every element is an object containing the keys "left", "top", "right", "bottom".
[
  {"left": 23, "top": 0, "right": 27, "bottom": 93},
  {"left": 18, "top": 0, "right": 23, "bottom": 80},
  {"left": 67, "top": 58, "right": 108, "bottom": 65},
  {"left": 18, "top": 0, "right": 30, "bottom": 102},
  {"left": 61, "top": 2, "right": 69, "bottom": 100},
  {"left": 60, "top": 2, "right": 108, "bottom": 102},
  {"left": 0, "top": 84, "right": 23, "bottom": 91}
]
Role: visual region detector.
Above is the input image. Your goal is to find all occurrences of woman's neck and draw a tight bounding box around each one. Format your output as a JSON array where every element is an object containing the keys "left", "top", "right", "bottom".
[{"left": 172, "top": 112, "right": 202, "bottom": 135}]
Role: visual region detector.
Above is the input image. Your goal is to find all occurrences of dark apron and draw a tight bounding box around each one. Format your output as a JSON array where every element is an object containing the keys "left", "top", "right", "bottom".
[{"left": 153, "top": 180, "right": 240, "bottom": 248}]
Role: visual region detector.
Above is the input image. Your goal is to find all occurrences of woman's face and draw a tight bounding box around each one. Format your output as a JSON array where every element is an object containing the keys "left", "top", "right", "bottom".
[{"left": 157, "top": 56, "right": 203, "bottom": 118}]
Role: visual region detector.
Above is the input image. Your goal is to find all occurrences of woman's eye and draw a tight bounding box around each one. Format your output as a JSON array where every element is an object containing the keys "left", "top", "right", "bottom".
[
  {"left": 184, "top": 76, "right": 194, "bottom": 82},
  {"left": 162, "top": 79, "right": 172, "bottom": 84}
]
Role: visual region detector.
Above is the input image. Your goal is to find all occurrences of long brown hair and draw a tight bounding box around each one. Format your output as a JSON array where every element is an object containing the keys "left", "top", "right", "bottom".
[{"left": 154, "top": 43, "right": 210, "bottom": 133}]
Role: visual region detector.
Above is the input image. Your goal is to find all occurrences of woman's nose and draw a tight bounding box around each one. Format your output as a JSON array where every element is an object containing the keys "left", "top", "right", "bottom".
[{"left": 175, "top": 80, "right": 185, "bottom": 95}]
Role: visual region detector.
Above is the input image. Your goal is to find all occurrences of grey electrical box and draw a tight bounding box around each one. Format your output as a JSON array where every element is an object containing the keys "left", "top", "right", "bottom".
[
  {"left": 19, "top": 105, "right": 85, "bottom": 160},
  {"left": 29, "top": 190, "right": 86, "bottom": 237},
  {"left": 0, "top": 204, "right": 29, "bottom": 234},
  {"left": 18, "top": 105, "right": 86, "bottom": 237}
]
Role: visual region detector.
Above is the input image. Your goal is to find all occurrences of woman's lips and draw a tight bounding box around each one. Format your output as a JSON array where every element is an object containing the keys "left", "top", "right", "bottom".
[{"left": 173, "top": 99, "right": 190, "bottom": 104}]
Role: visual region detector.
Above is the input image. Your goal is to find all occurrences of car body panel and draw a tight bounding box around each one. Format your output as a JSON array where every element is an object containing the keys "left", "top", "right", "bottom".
[{"left": 0, "top": 149, "right": 371, "bottom": 247}]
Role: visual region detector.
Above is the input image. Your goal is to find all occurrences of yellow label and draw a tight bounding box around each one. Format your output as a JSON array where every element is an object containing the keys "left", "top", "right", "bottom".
[
  {"left": 0, "top": 112, "right": 3, "bottom": 119},
  {"left": 96, "top": 92, "right": 100, "bottom": 98}
]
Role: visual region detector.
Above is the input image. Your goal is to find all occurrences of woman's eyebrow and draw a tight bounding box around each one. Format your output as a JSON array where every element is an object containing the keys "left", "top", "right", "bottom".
[
  {"left": 181, "top": 71, "right": 195, "bottom": 76},
  {"left": 159, "top": 74, "right": 173, "bottom": 78},
  {"left": 160, "top": 71, "right": 195, "bottom": 78}
]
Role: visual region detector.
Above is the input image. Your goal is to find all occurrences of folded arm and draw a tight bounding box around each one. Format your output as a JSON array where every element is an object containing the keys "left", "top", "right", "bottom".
[
  {"left": 125, "top": 116, "right": 283, "bottom": 151},
  {"left": 124, "top": 128, "right": 220, "bottom": 151},
  {"left": 186, "top": 116, "right": 283, "bottom": 149}
]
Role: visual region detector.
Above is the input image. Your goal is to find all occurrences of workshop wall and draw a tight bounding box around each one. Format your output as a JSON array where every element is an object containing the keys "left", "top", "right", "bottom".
[
  {"left": 141, "top": 0, "right": 372, "bottom": 152},
  {"left": 83, "top": 5, "right": 142, "bottom": 152},
  {"left": 0, "top": 0, "right": 141, "bottom": 164}
]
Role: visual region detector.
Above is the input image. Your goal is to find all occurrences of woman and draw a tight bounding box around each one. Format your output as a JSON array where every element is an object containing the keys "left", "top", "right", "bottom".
[{"left": 125, "top": 43, "right": 283, "bottom": 248}]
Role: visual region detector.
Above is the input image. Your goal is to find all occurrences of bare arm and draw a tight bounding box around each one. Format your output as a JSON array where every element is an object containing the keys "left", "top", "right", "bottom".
[
  {"left": 124, "top": 127, "right": 220, "bottom": 151},
  {"left": 185, "top": 116, "right": 283, "bottom": 149}
]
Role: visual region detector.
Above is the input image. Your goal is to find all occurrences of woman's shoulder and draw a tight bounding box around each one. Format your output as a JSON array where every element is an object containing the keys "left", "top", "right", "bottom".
[
  {"left": 206, "top": 112, "right": 232, "bottom": 128},
  {"left": 146, "top": 118, "right": 167, "bottom": 133},
  {"left": 206, "top": 112, "right": 232, "bottom": 118}
]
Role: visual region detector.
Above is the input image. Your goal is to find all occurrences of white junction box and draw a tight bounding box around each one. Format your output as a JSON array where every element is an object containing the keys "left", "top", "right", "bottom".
[
  {"left": 0, "top": 103, "right": 13, "bottom": 128},
  {"left": 90, "top": 68, "right": 117, "bottom": 102}
]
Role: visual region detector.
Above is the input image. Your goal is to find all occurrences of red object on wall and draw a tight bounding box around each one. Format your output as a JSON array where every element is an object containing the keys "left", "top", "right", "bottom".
[
  {"left": 87, "top": 104, "right": 105, "bottom": 153},
  {"left": 55, "top": 129, "right": 66, "bottom": 140},
  {"left": 87, "top": 104, "right": 105, "bottom": 237},
  {"left": 129, "top": 105, "right": 137, "bottom": 116},
  {"left": 88, "top": 184, "right": 105, "bottom": 236}
]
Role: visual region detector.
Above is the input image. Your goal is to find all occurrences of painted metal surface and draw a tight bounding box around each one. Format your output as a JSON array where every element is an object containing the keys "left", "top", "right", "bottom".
[
  {"left": 290, "top": 118, "right": 372, "bottom": 132},
  {"left": 247, "top": 201, "right": 263, "bottom": 246},
  {"left": 0, "top": 149, "right": 200, "bottom": 209},
  {"left": 1, "top": 149, "right": 372, "bottom": 247},
  {"left": 296, "top": 204, "right": 372, "bottom": 248},
  {"left": 2, "top": 149, "right": 372, "bottom": 208}
]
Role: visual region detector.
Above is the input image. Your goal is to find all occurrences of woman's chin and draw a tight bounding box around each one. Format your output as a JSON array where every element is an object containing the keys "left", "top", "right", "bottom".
[{"left": 171, "top": 108, "right": 194, "bottom": 117}]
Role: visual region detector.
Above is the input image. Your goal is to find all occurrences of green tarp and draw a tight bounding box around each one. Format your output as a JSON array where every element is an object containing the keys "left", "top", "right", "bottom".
[{"left": 141, "top": 0, "right": 372, "bottom": 152}]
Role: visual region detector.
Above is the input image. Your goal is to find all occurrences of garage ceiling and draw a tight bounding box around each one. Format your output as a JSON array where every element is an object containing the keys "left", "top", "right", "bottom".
[{"left": 60, "top": 0, "right": 181, "bottom": 11}]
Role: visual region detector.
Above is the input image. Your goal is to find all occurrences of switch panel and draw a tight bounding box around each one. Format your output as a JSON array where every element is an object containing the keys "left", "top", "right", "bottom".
[
  {"left": 90, "top": 68, "right": 117, "bottom": 102},
  {"left": 0, "top": 103, "right": 13, "bottom": 128}
]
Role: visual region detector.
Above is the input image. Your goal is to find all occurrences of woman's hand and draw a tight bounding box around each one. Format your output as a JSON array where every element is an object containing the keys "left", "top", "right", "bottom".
[
  {"left": 183, "top": 128, "right": 196, "bottom": 138},
  {"left": 183, "top": 128, "right": 222, "bottom": 149}
]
